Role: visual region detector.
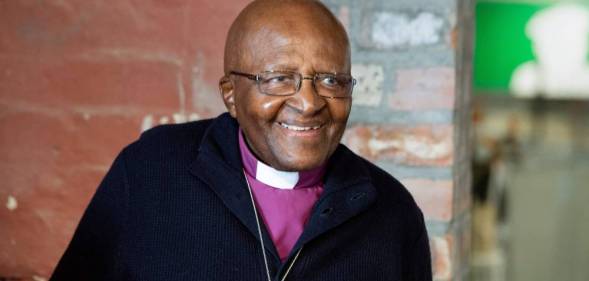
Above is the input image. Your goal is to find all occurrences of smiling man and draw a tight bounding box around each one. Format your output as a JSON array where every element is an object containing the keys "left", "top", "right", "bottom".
[{"left": 51, "top": 1, "right": 431, "bottom": 280}]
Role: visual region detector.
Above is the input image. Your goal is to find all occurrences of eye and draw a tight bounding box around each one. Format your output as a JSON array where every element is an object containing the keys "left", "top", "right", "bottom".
[
  {"left": 319, "top": 75, "right": 339, "bottom": 88},
  {"left": 265, "top": 74, "right": 294, "bottom": 85}
]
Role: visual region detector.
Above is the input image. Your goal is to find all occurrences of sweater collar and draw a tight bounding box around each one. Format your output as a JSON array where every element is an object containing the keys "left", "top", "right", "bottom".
[
  {"left": 238, "top": 129, "right": 325, "bottom": 190},
  {"left": 190, "top": 113, "right": 377, "bottom": 265},
  {"left": 192, "top": 113, "right": 373, "bottom": 193}
]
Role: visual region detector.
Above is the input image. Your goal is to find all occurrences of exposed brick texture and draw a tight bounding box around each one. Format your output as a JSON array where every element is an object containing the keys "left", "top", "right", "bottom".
[
  {"left": 431, "top": 234, "right": 454, "bottom": 280},
  {"left": 391, "top": 67, "right": 456, "bottom": 111},
  {"left": 359, "top": 9, "right": 448, "bottom": 50},
  {"left": 342, "top": 124, "right": 454, "bottom": 166},
  {"left": 337, "top": 0, "right": 472, "bottom": 279},
  {"left": 402, "top": 179, "right": 454, "bottom": 221},
  {"left": 351, "top": 64, "right": 385, "bottom": 106}
]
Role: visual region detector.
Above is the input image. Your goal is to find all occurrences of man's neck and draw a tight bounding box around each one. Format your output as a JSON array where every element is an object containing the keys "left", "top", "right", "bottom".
[{"left": 238, "top": 129, "right": 325, "bottom": 189}]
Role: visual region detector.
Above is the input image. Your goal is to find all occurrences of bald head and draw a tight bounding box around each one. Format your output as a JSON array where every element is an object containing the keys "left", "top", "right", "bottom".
[
  {"left": 218, "top": 0, "right": 353, "bottom": 171},
  {"left": 223, "top": 0, "right": 350, "bottom": 73}
]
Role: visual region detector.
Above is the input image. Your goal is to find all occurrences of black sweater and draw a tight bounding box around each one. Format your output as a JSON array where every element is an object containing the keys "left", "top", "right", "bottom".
[{"left": 51, "top": 113, "right": 432, "bottom": 281}]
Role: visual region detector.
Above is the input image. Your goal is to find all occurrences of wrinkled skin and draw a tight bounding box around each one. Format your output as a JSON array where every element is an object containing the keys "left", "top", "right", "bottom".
[{"left": 220, "top": 0, "right": 352, "bottom": 171}]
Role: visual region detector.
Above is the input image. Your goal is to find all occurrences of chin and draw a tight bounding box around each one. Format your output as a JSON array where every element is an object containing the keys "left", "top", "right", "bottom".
[
  {"left": 270, "top": 145, "right": 337, "bottom": 171},
  {"left": 273, "top": 156, "right": 325, "bottom": 172}
]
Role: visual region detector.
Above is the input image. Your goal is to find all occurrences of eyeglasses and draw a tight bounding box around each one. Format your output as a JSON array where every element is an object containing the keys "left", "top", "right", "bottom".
[{"left": 229, "top": 70, "right": 356, "bottom": 99}]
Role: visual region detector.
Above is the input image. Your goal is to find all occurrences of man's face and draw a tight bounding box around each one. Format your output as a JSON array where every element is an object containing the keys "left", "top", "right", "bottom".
[{"left": 224, "top": 26, "right": 352, "bottom": 171}]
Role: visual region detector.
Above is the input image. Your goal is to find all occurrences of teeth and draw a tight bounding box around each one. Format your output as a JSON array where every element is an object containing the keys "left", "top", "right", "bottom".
[{"left": 279, "top": 122, "right": 321, "bottom": 131}]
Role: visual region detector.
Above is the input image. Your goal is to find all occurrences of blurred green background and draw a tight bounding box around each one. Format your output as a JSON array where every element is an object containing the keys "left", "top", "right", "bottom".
[{"left": 474, "top": 0, "right": 589, "bottom": 94}]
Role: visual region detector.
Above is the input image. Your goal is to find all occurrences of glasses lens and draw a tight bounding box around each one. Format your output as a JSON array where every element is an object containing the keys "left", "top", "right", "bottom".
[
  {"left": 258, "top": 72, "right": 298, "bottom": 96},
  {"left": 315, "top": 74, "right": 354, "bottom": 98}
]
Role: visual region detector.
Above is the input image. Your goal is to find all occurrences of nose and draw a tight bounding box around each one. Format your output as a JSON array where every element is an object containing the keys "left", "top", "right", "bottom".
[{"left": 286, "top": 77, "right": 327, "bottom": 116}]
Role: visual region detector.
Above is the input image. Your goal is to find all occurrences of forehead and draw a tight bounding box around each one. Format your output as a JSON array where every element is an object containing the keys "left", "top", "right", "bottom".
[{"left": 242, "top": 25, "right": 350, "bottom": 73}]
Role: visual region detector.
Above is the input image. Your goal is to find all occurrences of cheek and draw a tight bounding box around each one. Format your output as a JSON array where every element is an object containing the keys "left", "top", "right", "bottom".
[
  {"left": 260, "top": 98, "right": 284, "bottom": 113},
  {"left": 328, "top": 100, "right": 352, "bottom": 125},
  {"left": 326, "top": 101, "right": 351, "bottom": 146},
  {"left": 237, "top": 90, "right": 285, "bottom": 123}
]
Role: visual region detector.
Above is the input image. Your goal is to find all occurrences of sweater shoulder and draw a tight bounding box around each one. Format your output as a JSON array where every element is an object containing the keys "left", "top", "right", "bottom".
[
  {"left": 368, "top": 162, "right": 416, "bottom": 204},
  {"left": 140, "top": 118, "right": 214, "bottom": 144},
  {"left": 343, "top": 149, "right": 421, "bottom": 213},
  {"left": 355, "top": 154, "right": 426, "bottom": 236},
  {"left": 123, "top": 117, "right": 215, "bottom": 162}
]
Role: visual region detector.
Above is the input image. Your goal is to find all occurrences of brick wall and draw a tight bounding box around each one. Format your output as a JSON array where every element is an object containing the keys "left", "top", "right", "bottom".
[
  {"left": 0, "top": 1, "right": 472, "bottom": 280},
  {"left": 330, "top": 0, "right": 474, "bottom": 280}
]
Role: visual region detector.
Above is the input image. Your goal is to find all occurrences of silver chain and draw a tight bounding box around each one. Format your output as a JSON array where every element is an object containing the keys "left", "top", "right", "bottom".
[{"left": 243, "top": 171, "right": 303, "bottom": 281}]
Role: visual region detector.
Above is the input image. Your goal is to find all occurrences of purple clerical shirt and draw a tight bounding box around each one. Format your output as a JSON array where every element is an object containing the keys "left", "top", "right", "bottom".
[{"left": 238, "top": 130, "right": 325, "bottom": 261}]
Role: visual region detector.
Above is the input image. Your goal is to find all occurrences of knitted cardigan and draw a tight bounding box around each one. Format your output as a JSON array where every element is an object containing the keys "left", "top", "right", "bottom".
[{"left": 50, "top": 113, "right": 432, "bottom": 281}]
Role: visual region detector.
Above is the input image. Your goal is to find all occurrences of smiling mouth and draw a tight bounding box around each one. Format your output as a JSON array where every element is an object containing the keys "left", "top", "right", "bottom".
[{"left": 278, "top": 122, "right": 322, "bottom": 131}]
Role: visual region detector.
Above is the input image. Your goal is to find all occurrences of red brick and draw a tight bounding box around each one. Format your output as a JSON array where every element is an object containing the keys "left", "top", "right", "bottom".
[
  {"left": 390, "top": 67, "right": 455, "bottom": 110},
  {"left": 0, "top": 106, "right": 141, "bottom": 164},
  {"left": 0, "top": 108, "right": 144, "bottom": 275},
  {"left": 0, "top": 167, "right": 104, "bottom": 278},
  {"left": 342, "top": 124, "right": 454, "bottom": 166},
  {"left": 0, "top": 0, "right": 249, "bottom": 96},
  {"left": 0, "top": 57, "right": 181, "bottom": 111},
  {"left": 402, "top": 179, "right": 453, "bottom": 221},
  {"left": 1, "top": 1, "right": 186, "bottom": 55},
  {"left": 0, "top": 2, "right": 249, "bottom": 275}
]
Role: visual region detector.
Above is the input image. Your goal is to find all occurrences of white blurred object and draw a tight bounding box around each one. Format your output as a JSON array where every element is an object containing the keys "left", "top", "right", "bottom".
[
  {"left": 6, "top": 195, "right": 18, "bottom": 211},
  {"left": 510, "top": 3, "right": 589, "bottom": 99}
]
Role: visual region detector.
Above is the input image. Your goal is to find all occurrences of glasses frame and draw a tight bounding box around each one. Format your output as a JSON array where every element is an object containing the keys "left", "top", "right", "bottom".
[{"left": 229, "top": 70, "right": 356, "bottom": 99}]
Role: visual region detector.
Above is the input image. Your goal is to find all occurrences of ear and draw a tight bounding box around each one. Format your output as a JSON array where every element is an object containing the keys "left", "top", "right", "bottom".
[{"left": 219, "top": 76, "right": 237, "bottom": 118}]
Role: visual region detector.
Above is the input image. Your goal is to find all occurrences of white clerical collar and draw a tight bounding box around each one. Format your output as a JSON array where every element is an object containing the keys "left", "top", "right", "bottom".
[
  {"left": 255, "top": 160, "right": 299, "bottom": 190},
  {"left": 238, "top": 128, "right": 325, "bottom": 190}
]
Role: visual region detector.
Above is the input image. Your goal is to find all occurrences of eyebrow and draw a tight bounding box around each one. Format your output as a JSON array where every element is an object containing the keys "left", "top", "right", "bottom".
[{"left": 262, "top": 63, "right": 345, "bottom": 74}]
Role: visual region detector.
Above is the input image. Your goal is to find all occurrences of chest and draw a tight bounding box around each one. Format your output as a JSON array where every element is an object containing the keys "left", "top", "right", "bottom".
[{"left": 117, "top": 182, "right": 404, "bottom": 281}]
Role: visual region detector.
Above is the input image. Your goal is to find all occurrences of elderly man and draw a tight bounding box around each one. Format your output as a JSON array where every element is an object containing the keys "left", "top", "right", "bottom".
[{"left": 51, "top": 0, "right": 431, "bottom": 280}]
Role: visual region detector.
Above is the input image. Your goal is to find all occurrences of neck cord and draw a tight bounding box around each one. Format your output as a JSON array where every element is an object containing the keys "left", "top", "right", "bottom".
[{"left": 243, "top": 171, "right": 303, "bottom": 281}]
